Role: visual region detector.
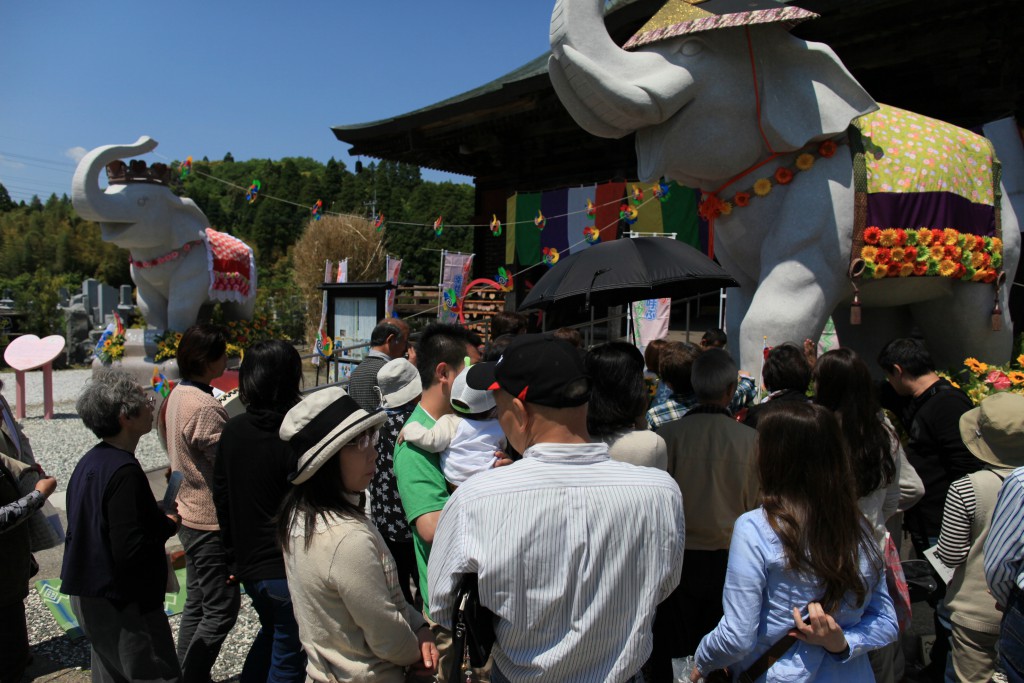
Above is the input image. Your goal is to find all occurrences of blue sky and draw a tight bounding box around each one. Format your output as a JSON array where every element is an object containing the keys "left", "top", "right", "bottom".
[{"left": 0, "top": 1, "right": 556, "bottom": 203}]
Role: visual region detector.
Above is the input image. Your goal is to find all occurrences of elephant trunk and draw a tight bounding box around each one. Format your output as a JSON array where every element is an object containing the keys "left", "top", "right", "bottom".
[
  {"left": 549, "top": 0, "right": 694, "bottom": 139},
  {"left": 71, "top": 136, "right": 158, "bottom": 223}
]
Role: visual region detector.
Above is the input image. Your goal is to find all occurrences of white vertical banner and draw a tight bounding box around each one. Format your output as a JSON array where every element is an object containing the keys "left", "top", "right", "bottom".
[
  {"left": 336, "top": 258, "right": 349, "bottom": 283},
  {"left": 385, "top": 256, "right": 402, "bottom": 318},
  {"left": 631, "top": 297, "right": 671, "bottom": 349},
  {"left": 438, "top": 251, "right": 474, "bottom": 324}
]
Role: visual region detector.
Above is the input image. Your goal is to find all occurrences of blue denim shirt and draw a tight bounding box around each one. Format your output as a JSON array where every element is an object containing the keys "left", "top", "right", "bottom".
[{"left": 696, "top": 509, "right": 898, "bottom": 680}]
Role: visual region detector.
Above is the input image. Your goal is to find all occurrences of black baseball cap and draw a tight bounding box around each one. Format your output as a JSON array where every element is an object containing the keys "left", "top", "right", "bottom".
[{"left": 466, "top": 333, "right": 590, "bottom": 408}]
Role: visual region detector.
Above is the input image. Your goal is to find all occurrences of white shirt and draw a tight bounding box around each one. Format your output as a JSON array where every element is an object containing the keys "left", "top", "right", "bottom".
[{"left": 428, "top": 442, "right": 685, "bottom": 682}]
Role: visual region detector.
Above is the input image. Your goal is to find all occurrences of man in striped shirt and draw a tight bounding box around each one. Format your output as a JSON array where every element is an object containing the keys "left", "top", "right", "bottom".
[
  {"left": 428, "top": 334, "right": 685, "bottom": 682},
  {"left": 986, "top": 465, "right": 1024, "bottom": 681}
]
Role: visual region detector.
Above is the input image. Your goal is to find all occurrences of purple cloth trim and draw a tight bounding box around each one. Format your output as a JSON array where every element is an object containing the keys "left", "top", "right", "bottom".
[
  {"left": 541, "top": 188, "right": 570, "bottom": 256},
  {"left": 864, "top": 192, "right": 996, "bottom": 237}
]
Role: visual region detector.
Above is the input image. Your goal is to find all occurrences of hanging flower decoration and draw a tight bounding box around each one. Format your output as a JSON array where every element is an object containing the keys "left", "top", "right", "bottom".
[
  {"left": 583, "top": 226, "right": 601, "bottom": 244},
  {"left": 534, "top": 211, "right": 546, "bottom": 229},
  {"left": 632, "top": 184, "right": 644, "bottom": 205},
  {"left": 774, "top": 167, "right": 794, "bottom": 185},
  {"left": 753, "top": 178, "right": 773, "bottom": 197},
  {"left": 433, "top": 216, "right": 444, "bottom": 236},
  {"left": 860, "top": 226, "right": 1001, "bottom": 283},
  {"left": 698, "top": 193, "right": 727, "bottom": 221},
  {"left": 586, "top": 199, "right": 596, "bottom": 217},
  {"left": 442, "top": 288, "right": 459, "bottom": 312},
  {"left": 245, "top": 179, "right": 261, "bottom": 204},
  {"left": 795, "top": 154, "right": 815, "bottom": 171},
  {"left": 733, "top": 192, "right": 751, "bottom": 207},
  {"left": 542, "top": 247, "right": 560, "bottom": 266},
  {"left": 819, "top": 140, "right": 838, "bottom": 157},
  {"left": 180, "top": 156, "right": 193, "bottom": 179},
  {"left": 311, "top": 199, "right": 323, "bottom": 221},
  {"left": 653, "top": 181, "right": 671, "bottom": 202},
  {"left": 490, "top": 214, "right": 502, "bottom": 237},
  {"left": 496, "top": 267, "right": 513, "bottom": 291},
  {"left": 619, "top": 203, "right": 639, "bottom": 224},
  {"left": 374, "top": 212, "right": 385, "bottom": 231}
]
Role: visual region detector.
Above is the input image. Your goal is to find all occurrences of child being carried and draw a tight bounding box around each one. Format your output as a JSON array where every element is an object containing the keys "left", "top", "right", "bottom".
[{"left": 399, "top": 365, "right": 506, "bottom": 487}]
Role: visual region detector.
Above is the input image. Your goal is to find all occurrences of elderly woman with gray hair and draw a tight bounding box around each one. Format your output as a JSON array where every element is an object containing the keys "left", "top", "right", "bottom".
[{"left": 60, "top": 369, "right": 182, "bottom": 683}]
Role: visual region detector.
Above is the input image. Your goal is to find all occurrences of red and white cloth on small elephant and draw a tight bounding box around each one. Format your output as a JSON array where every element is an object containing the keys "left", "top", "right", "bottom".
[{"left": 204, "top": 228, "right": 256, "bottom": 303}]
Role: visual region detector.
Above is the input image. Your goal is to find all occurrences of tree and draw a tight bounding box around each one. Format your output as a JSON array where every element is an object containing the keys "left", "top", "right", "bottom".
[
  {"left": 223, "top": 152, "right": 235, "bottom": 163},
  {"left": 0, "top": 183, "right": 14, "bottom": 212}
]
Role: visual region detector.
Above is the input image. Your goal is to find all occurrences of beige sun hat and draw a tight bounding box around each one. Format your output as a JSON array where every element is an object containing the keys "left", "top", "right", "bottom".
[
  {"left": 280, "top": 387, "right": 387, "bottom": 485},
  {"left": 959, "top": 392, "right": 1024, "bottom": 469},
  {"left": 375, "top": 358, "right": 422, "bottom": 409},
  {"left": 623, "top": 0, "right": 818, "bottom": 50}
]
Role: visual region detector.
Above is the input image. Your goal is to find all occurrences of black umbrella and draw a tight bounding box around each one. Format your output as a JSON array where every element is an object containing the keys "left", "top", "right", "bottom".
[{"left": 518, "top": 237, "right": 738, "bottom": 312}]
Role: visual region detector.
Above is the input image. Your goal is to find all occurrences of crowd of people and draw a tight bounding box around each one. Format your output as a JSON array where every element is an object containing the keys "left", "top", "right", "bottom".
[{"left": 1, "top": 315, "right": 1022, "bottom": 683}]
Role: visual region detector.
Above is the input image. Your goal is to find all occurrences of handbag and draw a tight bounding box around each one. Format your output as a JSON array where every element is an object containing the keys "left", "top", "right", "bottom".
[
  {"left": 3, "top": 454, "right": 64, "bottom": 551},
  {"left": 446, "top": 574, "right": 496, "bottom": 683},
  {"left": 883, "top": 533, "right": 913, "bottom": 632}
]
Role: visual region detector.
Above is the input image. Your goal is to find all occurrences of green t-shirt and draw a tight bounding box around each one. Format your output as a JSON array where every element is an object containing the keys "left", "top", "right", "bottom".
[{"left": 392, "top": 404, "right": 449, "bottom": 613}]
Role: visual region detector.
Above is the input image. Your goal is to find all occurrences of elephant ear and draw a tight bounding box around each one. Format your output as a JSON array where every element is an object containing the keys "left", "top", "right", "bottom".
[
  {"left": 755, "top": 27, "right": 878, "bottom": 151},
  {"left": 168, "top": 197, "right": 211, "bottom": 247}
]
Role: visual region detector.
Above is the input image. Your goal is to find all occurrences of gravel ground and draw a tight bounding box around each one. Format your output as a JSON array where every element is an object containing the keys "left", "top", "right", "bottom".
[{"left": 3, "top": 368, "right": 261, "bottom": 682}]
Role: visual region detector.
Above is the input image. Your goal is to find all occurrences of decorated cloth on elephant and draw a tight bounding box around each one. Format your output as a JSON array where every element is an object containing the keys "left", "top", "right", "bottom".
[
  {"left": 204, "top": 228, "right": 256, "bottom": 303},
  {"left": 849, "top": 105, "right": 1004, "bottom": 286}
]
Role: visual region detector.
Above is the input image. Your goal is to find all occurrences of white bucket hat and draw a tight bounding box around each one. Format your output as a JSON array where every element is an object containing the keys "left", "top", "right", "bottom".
[
  {"left": 280, "top": 387, "right": 387, "bottom": 485},
  {"left": 375, "top": 358, "right": 422, "bottom": 409}
]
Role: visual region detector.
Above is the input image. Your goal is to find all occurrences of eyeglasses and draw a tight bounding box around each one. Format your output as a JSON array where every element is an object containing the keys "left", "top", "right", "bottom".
[{"left": 353, "top": 429, "right": 380, "bottom": 450}]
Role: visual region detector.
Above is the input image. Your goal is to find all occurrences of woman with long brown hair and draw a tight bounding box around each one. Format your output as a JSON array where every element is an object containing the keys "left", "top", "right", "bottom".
[{"left": 690, "top": 402, "right": 898, "bottom": 681}]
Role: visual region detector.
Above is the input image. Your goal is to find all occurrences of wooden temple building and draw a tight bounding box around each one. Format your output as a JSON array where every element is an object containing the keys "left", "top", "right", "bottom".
[{"left": 332, "top": 0, "right": 1023, "bottom": 324}]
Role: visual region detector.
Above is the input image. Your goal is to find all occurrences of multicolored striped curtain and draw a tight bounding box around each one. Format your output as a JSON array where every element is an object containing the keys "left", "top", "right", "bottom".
[{"left": 507, "top": 181, "right": 706, "bottom": 267}]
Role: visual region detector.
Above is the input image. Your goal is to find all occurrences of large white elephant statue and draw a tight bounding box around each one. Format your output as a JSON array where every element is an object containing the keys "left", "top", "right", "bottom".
[
  {"left": 72, "top": 137, "right": 256, "bottom": 331},
  {"left": 549, "top": 0, "right": 1020, "bottom": 375}
]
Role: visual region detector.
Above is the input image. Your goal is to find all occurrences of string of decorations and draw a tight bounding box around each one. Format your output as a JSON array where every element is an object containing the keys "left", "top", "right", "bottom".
[{"left": 159, "top": 152, "right": 670, "bottom": 234}]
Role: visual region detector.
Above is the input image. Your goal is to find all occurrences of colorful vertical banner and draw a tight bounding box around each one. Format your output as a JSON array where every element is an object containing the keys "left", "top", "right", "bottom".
[
  {"left": 631, "top": 297, "right": 672, "bottom": 348},
  {"left": 661, "top": 185, "right": 702, "bottom": 252},
  {"left": 438, "top": 251, "right": 474, "bottom": 324},
  {"left": 567, "top": 185, "right": 597, "bottom": 253},
  {"left": 314, "top": 260, "right": 333, "bottom": 365},
  {"left": 540, "top": 188, "right": 570, "bottom": 257},
  {"left": 336, "top": 258, "right": 349, "bottom": 283},
  {"left": 385, "top": 256, "right": 402, "bottom": 318}
]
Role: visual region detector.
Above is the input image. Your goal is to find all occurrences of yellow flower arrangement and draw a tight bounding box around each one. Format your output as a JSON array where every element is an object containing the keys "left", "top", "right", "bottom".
[
  {"left": 873, "top": 264, "right": 889, "bottom": 278},
  {"left": 916, "top": 228, "right": 933, "bottom": 246},
  {"left": 942, "top": 228, "right": 959, "bottom": 246},
  {"left": 899, "top": 263, "right": 915, "bottom": 277},
  {"left": 861, "top": 246, "right": 878, "bottom": 261},
  {"left": 938, "top": 260, "right": 957, "bottom": 277},
  {"left": 753, "top": 178, "right": 772, "bottom": 197},
  {"left": 891, "top": 247, "right": 906, "bottom": 262},
  {"left": 929, "top": 245, "right": 945, "bottom": 261},
  {"left": 795, "top": 153, "right": 815, "bottom": 171},
  {"left": 1009, "top": 371, "right": 1024, "bottom": 386},
  {"left": 719, "top": 202, "right": 733, "bottom": 216}
]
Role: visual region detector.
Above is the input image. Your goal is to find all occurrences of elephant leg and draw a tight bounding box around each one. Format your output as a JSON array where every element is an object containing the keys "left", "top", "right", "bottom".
[
  {"left": 737, "top": 262, "right": 842, "bottom": 379},
  {"left": 134, "top": 275, "right": 169, "bottom": 330},
  {"left": 724, "top": 286, "right": 753, "bottom": 370},
  {"left": 832, "top": 304, "right": 915, "bottom": 374},
  {"left": 912, "top": 283, "right": 1014, "bottom": 368}
]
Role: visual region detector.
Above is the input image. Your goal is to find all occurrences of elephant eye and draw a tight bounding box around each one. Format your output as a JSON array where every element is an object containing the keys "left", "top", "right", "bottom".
[{"left": 677, "top": 39, "right": 703, "bottom": 57}]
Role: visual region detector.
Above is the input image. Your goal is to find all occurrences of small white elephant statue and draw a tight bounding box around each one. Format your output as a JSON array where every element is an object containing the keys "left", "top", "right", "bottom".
[
  {"left": 549, "top": 0, "right": 1020, "bottom": 375},
  {"left": 72, "top": 137, "right": 256, "bottom": 331}
]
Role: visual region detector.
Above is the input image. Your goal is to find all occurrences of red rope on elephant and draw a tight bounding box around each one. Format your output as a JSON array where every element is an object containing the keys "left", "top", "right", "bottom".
[{"left": 699, "top": 29, "right": 782, "bottom": 260}]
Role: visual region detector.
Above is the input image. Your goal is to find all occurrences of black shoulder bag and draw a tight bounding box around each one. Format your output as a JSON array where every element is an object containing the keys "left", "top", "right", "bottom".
[{"left": 447, "top": 574, "right": 496, "bottom": 682}]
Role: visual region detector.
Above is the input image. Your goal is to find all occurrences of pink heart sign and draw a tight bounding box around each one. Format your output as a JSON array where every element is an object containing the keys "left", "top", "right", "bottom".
[{"left": 4, "top": 334, "right": 65, "bottom": 371}]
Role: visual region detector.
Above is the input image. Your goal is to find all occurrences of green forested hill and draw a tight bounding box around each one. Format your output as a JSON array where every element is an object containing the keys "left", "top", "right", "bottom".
[{"left": 0, "top": 157, "right": 474, "bottom": 338}]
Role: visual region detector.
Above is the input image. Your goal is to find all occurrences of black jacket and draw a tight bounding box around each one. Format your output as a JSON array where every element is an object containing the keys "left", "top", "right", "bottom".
[{"left": 213, "top": 409, "right": 296, "bottom": 583}]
